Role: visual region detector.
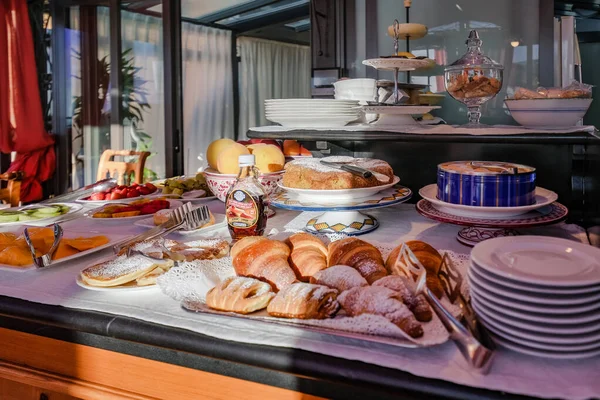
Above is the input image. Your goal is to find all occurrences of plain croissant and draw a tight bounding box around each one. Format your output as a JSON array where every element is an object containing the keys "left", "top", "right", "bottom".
[
  {"left": 285, "top": 232, "right": 328, "bottom": 281},
  {"left": 267, "top": 282, "right": 339, "bottom": 319},
  {"left": 327, "top": 237, "right": 387, "bottom": 284},
  {"left": 373, "top": 275, "right": 432, "bottom": 322},
  {"left": 385, "top": 240, "right": 445, "bottom": 298},
  {"left": 206, "top": 276, "right": 275, "bottom": 314},
  {"left": 231, "top": 236, "right": 297, "bottom": 292}
]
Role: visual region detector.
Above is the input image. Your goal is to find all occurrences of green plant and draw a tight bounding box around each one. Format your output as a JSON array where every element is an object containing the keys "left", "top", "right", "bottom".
[{"left": 71, "top": 48, "right": 156, "bottom": 181}]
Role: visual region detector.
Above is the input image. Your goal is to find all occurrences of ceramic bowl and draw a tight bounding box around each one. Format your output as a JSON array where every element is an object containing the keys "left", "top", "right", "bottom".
[
  {"left": 504, "top": 98, "right": 592, "bottom": 127},
  {"left": 203, "top": 168, "right": 284, "bottom": 202}
]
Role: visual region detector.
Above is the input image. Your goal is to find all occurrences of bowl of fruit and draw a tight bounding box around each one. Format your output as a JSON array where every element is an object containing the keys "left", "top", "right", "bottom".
[
  {"left": 84, "top": 198, "right": 181, "bottom": 221},
  {"left": 77, "top": 182, "right": 158, "bottom": 204},
  {"left": 204, "top": 138, "right": 286, "bottom": 202}
]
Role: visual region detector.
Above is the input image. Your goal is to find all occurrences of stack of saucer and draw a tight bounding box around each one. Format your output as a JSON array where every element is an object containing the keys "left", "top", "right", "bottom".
[
  {"left": 265, "top": 99, "right": 361, "bottom": 128},
  {"left": 469, "top": 236, "right": 600, "bottom": 359}
]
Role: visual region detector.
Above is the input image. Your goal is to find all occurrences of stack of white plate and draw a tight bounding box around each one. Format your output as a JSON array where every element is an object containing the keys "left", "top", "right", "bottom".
[
  {"left": 265, "top": 99, "right": 361, "bottom": 128},
  {"left": 469, "top": 236, "right": 600, "bottom": 359}
]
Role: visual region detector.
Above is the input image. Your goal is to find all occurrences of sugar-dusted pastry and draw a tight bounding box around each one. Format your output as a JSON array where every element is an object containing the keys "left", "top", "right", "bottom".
[
  {"left": 169, "top": 239, "right": 229, "bottom": 261},
  {"left": 338, "top": 286, "right": 423, "bottom": 338},
  {"left": 385, "top": 240, "right": 445, "bottom": 299},
  {"left": 267, "top": 282, "right": 339, "bottom": 319},
  {"left": 80, "top": 255, "right": 174, "bottom": 287},
  {"left": 282, "top": 156, "right": 394, "bottom": 190},
  {"left": 310, "top": 265, "right": 368, "bottom": 293},
  {"left": 285, "top": 232, "right": 328, "bottom": 281},
  {"left": 327, "top": 237, "right": 387, "bottom": 284},
  {"left": 206, "top": 276, "right": 275, "bottom": 314},
  {"left": 372, "top": 275, "right": 432, "bottom": 322},
  {"left": 231, "top": 236, "right": 296, "bottom": 292}
]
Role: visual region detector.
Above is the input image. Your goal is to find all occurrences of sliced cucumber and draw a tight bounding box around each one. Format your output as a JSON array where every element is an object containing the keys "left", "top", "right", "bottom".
[
  {"left": 32, "top": 206, "right": 62, "bottom": 215},
  {"left": 18, "top": 215, "right": 39, "bottom": 221},
  {"left": 0, "top": 211, "right": 23, "bottom": 222}
]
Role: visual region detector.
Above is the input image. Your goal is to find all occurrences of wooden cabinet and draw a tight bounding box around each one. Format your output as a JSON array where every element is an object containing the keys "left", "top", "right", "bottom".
[
  {"left": 0, "top": 376, "right": 80, "bottom": 400},
  {"left": 0, "top": 328, "right": 324, "bottom": 400}
]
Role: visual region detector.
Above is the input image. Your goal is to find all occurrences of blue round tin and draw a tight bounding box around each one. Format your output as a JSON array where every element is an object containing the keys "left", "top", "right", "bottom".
[{"left": 437, "top": 161, "right": 536, "bottom": 207}]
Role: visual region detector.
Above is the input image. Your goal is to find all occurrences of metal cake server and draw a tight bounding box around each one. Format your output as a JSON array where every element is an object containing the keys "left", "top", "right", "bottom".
[{"left": 319, "top": 160, "right": 390, "bottom": 183}]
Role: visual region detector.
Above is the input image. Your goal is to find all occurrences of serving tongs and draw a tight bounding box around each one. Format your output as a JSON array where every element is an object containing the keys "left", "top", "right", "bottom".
[
  {"left": 24, "top": 223, "right": 63, "bottom": 268},
  {"left": 38, "top": 178, "right": 117, "bottom": 204},
  {"left": 319, "top": 160, "right": 390, "bottom": 183},
  {"left": 113, "top": 203, "right": 211, "bottom": 256},
  {"left": 390, "top": 245, "right": 495, "bottom": 372}
]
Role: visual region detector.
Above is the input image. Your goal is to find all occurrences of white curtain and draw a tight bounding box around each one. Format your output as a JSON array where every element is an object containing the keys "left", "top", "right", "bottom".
[
  {"left": 238, "top": 37, "right": 311, "bottom": 138},
  {"left": 182, "top": 24, "right": 234, "bottom": 174}
]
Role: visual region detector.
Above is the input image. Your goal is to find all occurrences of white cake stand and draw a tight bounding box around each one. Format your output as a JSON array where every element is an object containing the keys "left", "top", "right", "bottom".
[
  {"left": 270, "top": 185, "right": 412, "bottom": 236},
  {"left": 362, "top": 105, "right": 441, "bottom": 126}
]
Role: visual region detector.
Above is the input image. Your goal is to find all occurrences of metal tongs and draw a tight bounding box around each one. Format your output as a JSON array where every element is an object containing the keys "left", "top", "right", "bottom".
[
  {"left": 113, "top": 203, "right": 210, "bottom": 256},
  {"left": 391, "top": 244, "right": 495, "bottom": 372},
  {"left": 23, "top": 223, "right": 63, "bottom": 268}
]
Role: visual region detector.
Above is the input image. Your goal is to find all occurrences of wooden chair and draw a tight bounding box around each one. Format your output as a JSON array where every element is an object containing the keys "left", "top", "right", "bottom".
[
  {"left": 96, "top": 150, "right": 150, "bottom": 185},
  {"left": 0, "top": 171, "right": 23, "bottom": 207}
]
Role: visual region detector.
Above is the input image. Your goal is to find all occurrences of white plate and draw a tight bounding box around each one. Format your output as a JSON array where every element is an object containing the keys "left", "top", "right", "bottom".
[
  {"left": 362, "top": 58, "right": 431, "bottom": 71},
  {"left": 419, "top": 185, "right": 558, "bottom": 218},
  {"left": 266, "top": 115, "right": 360, "bottom": 128},
  {"left": 469, "top": 265, "right": 600, "bottom": 306},
  {"left": 134, "top": 213, "right": 227, "bottom": 236},
  {"left": 266, "top": 113, "right": 361, "bottom": 118},
  {"left": 76, "top": 275, "right": 159, "bottom": 292},
  {"left": 76, "top": 189, "right": 160, "bottom": 205},
  {"left": 265, "top": 99, "right": 358, "bottom": 104},
  {"left": 475, "top": 306, "right": 600, "bottom": 347},
  {"left": 470, "top": 277, "right": 600, "bottom": 315},
  {"left": 0, "top": 230, "right": 130, "bottom": 271},
  {"left": 0, "top": 203, "right": 83, "bottom": 228},
  {"left": 278, "top": 176, "right": 400, "bottom": 202},
  {"left": 492, "top": 334, "right": 600, "bottom": 360},
  {"left": 83, "top": 199, "right": 183, "bottom": 222},
  {"left": 471, "top": 236, "right": 600, "bottom": 287},
  {"left": 469, "top": 260, "right": 600, "bottom": 295},
  {"left": 472, "top": 298, "right": 600, "bottom": 333}
]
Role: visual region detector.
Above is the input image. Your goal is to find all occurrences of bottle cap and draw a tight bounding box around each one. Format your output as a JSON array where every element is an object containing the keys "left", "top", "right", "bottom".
[{"left": 238, "top": 154, "right": 255, "bottom": 166}]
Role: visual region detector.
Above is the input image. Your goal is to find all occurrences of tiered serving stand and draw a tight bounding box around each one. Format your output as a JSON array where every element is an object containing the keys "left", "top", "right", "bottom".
[
  {"left": 416, "top": 184, "right": 569, "bottom": 246},
  {"left": 362, "top": 19, "right": 439, "bottom": 126}
]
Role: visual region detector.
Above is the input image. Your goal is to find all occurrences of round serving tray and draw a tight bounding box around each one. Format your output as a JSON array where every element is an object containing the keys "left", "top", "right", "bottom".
[
  {"left": 416, "top": 199, "right": 568, "bottom": 246},
  {"left": 362, "top": 58, "right": 431, "bottom": 71}
]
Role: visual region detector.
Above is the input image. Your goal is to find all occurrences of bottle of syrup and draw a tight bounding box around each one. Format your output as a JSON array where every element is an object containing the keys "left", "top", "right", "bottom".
[{"left": 226, "top": 154, "right": 267, "bottom": 240}]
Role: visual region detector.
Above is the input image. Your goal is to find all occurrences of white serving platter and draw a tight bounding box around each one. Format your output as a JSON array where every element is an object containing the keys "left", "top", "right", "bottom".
[
  {"left": 0, "top": 229, "right": 130, "bottom": 271},
  {"left": 134, "top": 213, "right": 227, "bottom": 236},
  {"left": 83, "top": 199, "right": 183, "bottom": 222},
  {"left": 277, "top": 176, "right": 400, "bottom": 203},
  {"left": 419, "top": 184, "right": 558, "bottom": 218},
  {"left": 0, "top": 203, "right": 82, "bottom": 228}
]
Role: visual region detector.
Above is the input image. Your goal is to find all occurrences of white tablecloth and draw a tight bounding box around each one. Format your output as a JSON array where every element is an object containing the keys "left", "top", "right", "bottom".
[{"left": 0, "top": 203, "right": 598, "bottom": 400}]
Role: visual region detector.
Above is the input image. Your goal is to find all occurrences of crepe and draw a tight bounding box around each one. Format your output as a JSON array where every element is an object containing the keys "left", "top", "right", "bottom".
[{"left": 80, "top": 254, "right": 174, "bottom": 287}]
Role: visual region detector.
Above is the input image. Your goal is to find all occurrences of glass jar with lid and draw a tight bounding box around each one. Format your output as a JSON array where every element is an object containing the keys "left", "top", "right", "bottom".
[{"left": 444, "top": 30, "right": 504, "bottom": 127}]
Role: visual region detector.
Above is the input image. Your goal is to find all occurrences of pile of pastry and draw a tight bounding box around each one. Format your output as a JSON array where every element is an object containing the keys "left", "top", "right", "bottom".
[
  {"left": 79, "top": 238, "right": 229, "bottom": 289},
  {"left": 206, "top": 233, "right": 445, "bottom": 339}
]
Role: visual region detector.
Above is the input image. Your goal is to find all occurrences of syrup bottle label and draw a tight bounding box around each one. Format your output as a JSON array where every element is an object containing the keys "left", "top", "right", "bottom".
[{"left": 226, "top": 189, "right": 259, "bottom": 228}]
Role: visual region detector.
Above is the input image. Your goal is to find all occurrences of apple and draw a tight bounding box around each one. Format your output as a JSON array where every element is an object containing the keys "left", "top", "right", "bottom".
[
  {"left": 249, "top": 139, "right": 281, "bottom": 148},
  {"left": 237, "top": 140, "right": 252, "bottom": 146}
]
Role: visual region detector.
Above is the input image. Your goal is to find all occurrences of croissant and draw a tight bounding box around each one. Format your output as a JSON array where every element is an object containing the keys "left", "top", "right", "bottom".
[
  {"left": 231, "top": 237, "right": 296, "bottom": 292},
  {"left": 310, "top": 265, "right": 368, "bottom": 293},
  {"left": 385, "top": 240, "right": 445, "bottom": 298},
  {"left": 338, "top": 286, "right": 423, "bottom": 338},
  {"left": 372, "top": 275, "right": 432, "bottom": 322},
  {"left": 206, "top": 276, "right": 275, "bottom": 314},
  {"left": 327, "top": 238, "right": 387, "bottom": 284},
  {"left": 267, "top": 283, "right": 339, "bottom": 319},
  {"left": 285, "top": 233, "right": 328, "bottom": 281}
]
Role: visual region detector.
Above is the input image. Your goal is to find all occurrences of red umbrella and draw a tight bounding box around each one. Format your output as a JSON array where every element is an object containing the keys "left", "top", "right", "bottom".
[{"left": 0, "top": 0, "right": 56, "bottom": 203}]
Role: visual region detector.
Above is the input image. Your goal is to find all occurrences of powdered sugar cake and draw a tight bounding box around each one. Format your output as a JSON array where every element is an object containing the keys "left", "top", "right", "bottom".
[
  {"left": 80, "top": 254, "right": 174, "bottom": 287},
  {"left": 282, "top": 156, "right": 394, "bottom": 190}
]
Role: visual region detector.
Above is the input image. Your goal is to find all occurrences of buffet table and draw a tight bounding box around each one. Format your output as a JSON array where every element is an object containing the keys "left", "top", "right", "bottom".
[{"left": 0, "top": 201, "right": 598, "bottom": 400}]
